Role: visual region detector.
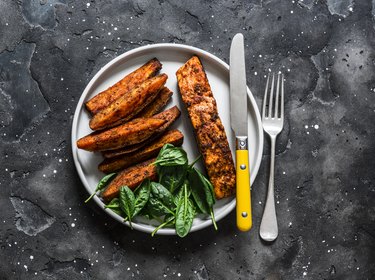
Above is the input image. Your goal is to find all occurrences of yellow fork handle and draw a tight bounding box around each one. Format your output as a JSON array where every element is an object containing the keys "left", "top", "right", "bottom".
[{"left": 236, "top": 149, "right": 252, "bottom": 231}]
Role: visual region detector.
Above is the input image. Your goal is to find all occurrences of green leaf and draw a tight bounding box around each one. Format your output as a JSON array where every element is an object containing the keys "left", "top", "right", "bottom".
[
  {"left": 175, "top": 184, "right": 195, "bottom": 237},
  {"left": 104, "top": 198, "right": 123, "bottom": 216},
  {"left": 85, "top": 173, "right": 116, "bottom": 203},
  {"left": 147, "top": 182, "right": 175, "bottom": 216},
  {"left": 188, "top": 168, "right": 210, "bottom": 214},
  {"left": 119, "top": 186, "right": 135, "bottom": 228},
  {"left": 159, "top": 165, "right": 187, "bottom": 193},
  {"left": 188, "top": 167, "right": 217, "bottom": 230},
  {"left": 154, "top": 144, "right": 188, "bottom": 167},
  {"left": 151, "top": 215, "right": 176, "bottom": 237},
  {"left": 188, "top": 155, "right": 201, "bottom": 169},
  {"left": 133, "top": 180, "right": 151, "bottom": 217}
]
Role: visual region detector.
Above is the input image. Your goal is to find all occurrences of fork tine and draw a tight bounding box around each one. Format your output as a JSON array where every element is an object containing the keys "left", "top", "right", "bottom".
[
  {"left": 268, "top": 73, "right": 275, "bottom": 118},
  {"left": 280, "top": 74, "right": 284, "bottom": 119},
  {"left": 274, "top": 72, "right": 280, "bottom": 118},
  {"left": 262, "top": 74, "right": 270, "bottom": 119}
]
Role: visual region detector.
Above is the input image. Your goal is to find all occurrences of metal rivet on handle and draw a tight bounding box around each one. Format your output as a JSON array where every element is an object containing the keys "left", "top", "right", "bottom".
[
  {"left": 241, "top": 212, "right": 248, "bottom": 218},
  {"left": 240, "top": 164, "right": 246, "bottom": 170}
]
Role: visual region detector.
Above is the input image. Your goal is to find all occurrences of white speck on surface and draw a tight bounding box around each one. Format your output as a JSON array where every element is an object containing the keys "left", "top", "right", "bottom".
[
  {"left": 53, "top": 170, "right": 57, "bottom": 174},
  {"left": 283, "top": 171, "right": 286, "bottom": 175},
  {"left": 30, "top": 255, "right": 34, "bottom": 260},
  {"left": 290, "top": 10, "right": 294, "bottom": 13},
  {"left": 305, "top": 125, "right": 309, "bottom": 129},
  {"left": 177, "top": 273, "right": 181, "bottom": 277},
  {"left": 259, "top": 201, "right": 262, "bottom": 204},
  {"left": 303, "top": 272, "right": 307, "bottom": 276},
  {"left": 86, "top": 3, "right": 90, "bottom": 7},
  {"left": 314, "top": 124, "right": 319, "bottom": 129},
  {"left": 24, "top": 265, "right": 28, "bottom": 271},
  {"left": 254, "top": 72, "right": 257, "bottom": 75},
  {"left": 71, "top": 223, "right": 75, "bottom": 227}
]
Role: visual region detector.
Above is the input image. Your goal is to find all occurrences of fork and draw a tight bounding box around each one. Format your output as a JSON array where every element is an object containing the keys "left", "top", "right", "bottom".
[{"left": 259, "top": 72, "right": 284, "bottom": 242}]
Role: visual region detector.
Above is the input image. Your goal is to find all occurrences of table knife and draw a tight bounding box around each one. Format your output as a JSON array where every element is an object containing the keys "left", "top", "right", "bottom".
[{"left": 230, "top": 33, "right": 252, "bottom": 231}]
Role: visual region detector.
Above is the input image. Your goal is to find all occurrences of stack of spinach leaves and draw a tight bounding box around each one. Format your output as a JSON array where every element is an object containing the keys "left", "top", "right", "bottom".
[{"left": 94, "top": 144, "right": 218, "bottom": 237}]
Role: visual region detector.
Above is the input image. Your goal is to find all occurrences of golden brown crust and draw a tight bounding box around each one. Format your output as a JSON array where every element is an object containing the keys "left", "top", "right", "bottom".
[
  {"left": 101, "top": 158, "right": 158, "bottom": 202},
  {"left": 76, "top": 118, "right": 166, "bottom": 152},
  {"left": 89, "top": 74, "right": 167, "bottom": 131},
  {"left": 85, "top": 58, "right": 162, "bottom": 115},
  {"left": 98, "top": 129, "right": 184, "bottom": 173},
  {"left": 136, "top": 87, "right": 173, "bottom": 118},
  {"left": 176, "top": 55, "right": 236, "bottom": 199},
  {"left": 101, "top": 106, "right": 181, "bottom": 158}
]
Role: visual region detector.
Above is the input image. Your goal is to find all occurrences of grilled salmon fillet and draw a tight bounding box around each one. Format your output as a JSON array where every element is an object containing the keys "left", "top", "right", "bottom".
[
  {"left": 176, "top": 56, "right": 236, "bottom": 199},
  {"left": 85, "top": 58, "right": 162, "bottom": 115}
]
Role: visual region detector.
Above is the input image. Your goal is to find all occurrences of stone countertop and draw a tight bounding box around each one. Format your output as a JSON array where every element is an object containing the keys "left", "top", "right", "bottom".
[{"left": 1, "top": 0, "right": 374, "bottom": 279}]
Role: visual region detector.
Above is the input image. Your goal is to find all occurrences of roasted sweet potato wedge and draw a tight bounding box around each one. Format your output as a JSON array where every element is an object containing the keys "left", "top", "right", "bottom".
[
  {"left": 85, "top": 58, "right": 162, "bottom": 115},
  {"left": 99, "top": 129, "right": 184, "bottom": 173},
  {"left": 176, "top": 55, "right": 236, "bottom": 199},
  {"left": 77, "top": 118, "right": 166, "bottom": 152},
  {"left": 89, "top": 74, "right": 168, "bottom": 131},
  {"left": 102, "top": 106, "right": 181, "bottom": 158},
  {"left": 101, "top": 158, "right": 157, "bottom": 202},
  {"left": 136, "top": 87, "right": 173, "bottom": 118}
]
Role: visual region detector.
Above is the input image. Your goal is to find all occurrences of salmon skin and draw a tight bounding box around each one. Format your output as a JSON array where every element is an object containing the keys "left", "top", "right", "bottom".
[{"left": 176, "top": 55, "right": 236, "bottom": 199}]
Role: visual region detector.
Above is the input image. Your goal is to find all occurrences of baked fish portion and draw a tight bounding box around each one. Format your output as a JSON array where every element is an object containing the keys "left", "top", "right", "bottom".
[{"left": 176, "top": 55, "right": 236, "bottom": 199}]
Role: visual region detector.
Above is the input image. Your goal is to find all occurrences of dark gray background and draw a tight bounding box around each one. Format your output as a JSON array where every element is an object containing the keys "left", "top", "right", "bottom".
[{"left": 1, "top": 0, "right": 374, "bottom": 279}]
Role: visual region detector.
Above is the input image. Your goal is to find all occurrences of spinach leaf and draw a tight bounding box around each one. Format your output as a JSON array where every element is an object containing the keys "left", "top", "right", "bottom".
[
  {"left": 104, "top": 198, "right": 123, "bottom": 216},
  {"left": 175, "top": 183, "right": 195, "bottom": 237},
  {"left": 188, "top": 167, "right": 217, "bottom": 230},
  {"left": 147, "top": 182, "right": 175, "bottom": 216},
  {"left": 119, "top": 186, "right": 135, "bottom": 228},
  {"left": 85, "top": 173, "right": 116, "bottom": 203},
  {"left": 151, "top": 215, "right": 176, "bottom": 237},
  {"left": 154, "top": 144, "right": 188, "bottom": 167},
  {"left": 133, "top": 180, "right": 151, "bottom": 217},
  {"left": 159, "top": 165, "right": 186, "bottom": 193}
]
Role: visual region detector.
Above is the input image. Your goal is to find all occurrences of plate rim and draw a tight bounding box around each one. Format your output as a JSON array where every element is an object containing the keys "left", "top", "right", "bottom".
[{"left": 71, "top": 43, "right": 264, "bottom": 235}]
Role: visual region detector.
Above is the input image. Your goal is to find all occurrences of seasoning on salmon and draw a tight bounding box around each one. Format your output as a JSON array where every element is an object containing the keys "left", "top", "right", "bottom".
[{"left": 176, "top": 55, "right": 236, "bottom": 199}]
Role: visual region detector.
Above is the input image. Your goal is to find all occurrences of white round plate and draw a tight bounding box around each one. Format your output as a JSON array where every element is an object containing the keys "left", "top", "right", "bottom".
[{"left": 71, "top": 43, "right": 263, "bottom": 235}]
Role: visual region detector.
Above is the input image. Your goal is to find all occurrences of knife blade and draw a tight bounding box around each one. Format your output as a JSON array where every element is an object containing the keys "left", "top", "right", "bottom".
[{"left": 230, "top": 33, "right": 252, "bottom": 231}]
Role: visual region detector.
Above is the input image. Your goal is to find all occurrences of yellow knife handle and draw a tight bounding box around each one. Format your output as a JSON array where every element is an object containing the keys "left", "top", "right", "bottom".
[{"left": 236, "top": 148, "right": 252, "bottom": 231}]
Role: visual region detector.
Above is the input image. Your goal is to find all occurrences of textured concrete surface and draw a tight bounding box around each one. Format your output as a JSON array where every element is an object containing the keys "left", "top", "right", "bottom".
[{"left": 1, "top": 0, "right": 374, "bottom": 279}]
